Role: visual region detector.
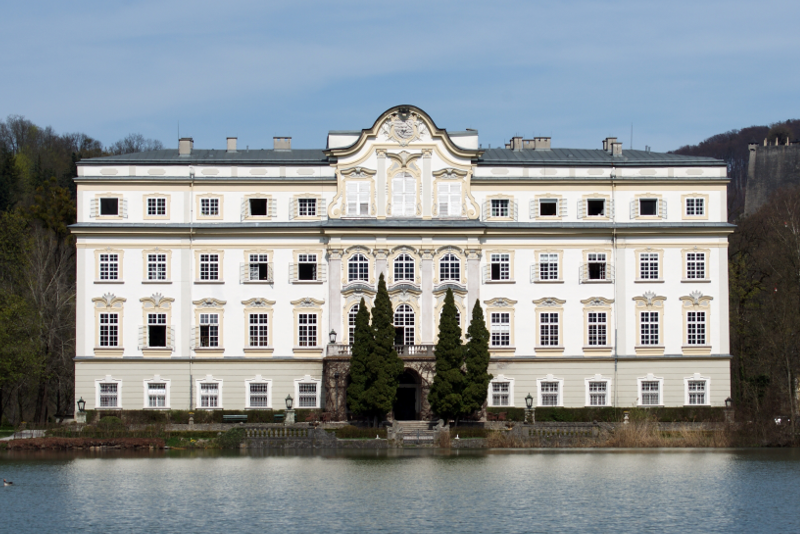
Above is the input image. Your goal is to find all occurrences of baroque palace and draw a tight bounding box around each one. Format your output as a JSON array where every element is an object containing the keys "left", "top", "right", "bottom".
[{"left": 72, "top": 105, "right": 732, "bottom": 419}]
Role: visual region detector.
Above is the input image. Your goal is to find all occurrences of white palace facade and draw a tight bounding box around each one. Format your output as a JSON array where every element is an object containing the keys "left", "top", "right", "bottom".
[{"left": 72, "top": 105, "right": 733, "bottom": 418}]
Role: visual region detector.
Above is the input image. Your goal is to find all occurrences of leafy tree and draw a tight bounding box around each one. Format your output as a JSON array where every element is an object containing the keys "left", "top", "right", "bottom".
[
  {"left": 462, "top": 299, "right": 492, "bottom": 416},
  {"left": 346, "top": 298, "right": 372, "bottom": 417},
  {"left": 0, "top": 149, "right": 21, "bottom": 212},
  {"left": 361, "top": 273, "right": 404, "bottom": 426},
  {"left": 428, "top": 289, "right": 467, "bottom": 424}
]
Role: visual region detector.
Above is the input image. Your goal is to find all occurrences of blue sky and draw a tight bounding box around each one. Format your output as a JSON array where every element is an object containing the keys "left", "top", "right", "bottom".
[{"left": 1, "top": 0, "right": 797, "bottom": 152}]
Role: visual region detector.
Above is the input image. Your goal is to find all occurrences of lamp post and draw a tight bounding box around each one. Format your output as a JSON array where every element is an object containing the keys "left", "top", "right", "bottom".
[
  {"left": 724, "top": 397, "right": 734, "bottom": 425},
  {"left": 524, "top": 393, "right": 534, "bottom": 424},
  {"left": 76, "top": 397, "right": 87, "bottom": 424},
  {"left": 285, "top": 394, "right": 295, "bottom": 425},
  {"left": 329, "top": 329, "right": 337, "bottom": 344}
]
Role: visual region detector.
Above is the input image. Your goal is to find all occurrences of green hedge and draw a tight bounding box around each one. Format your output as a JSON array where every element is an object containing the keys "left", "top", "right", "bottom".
[
  {"left": 85, "top": 409, "right": 287, "bottom": 425},
  {"left": 325, "top": 425, "right": 387, "bottom": 439},
  {"left": 486, "top": 407, "right": 526, "bottom": 422},
  {"left": 532, "top": 407, "right": 726, "bottom": 423}
]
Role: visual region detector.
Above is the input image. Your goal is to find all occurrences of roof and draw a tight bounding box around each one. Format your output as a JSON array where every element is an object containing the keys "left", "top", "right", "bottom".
[
  {"left": 80, "top": 149, "right": 330, "bottom": 166},
  {"left": 477, "top": 148, "right": 724, "bottom": 167}
]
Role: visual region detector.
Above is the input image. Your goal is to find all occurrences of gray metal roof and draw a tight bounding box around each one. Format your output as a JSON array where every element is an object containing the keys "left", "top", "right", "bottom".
[
  {"left": 477, "top": 148, "right": 724, "bottom": 167},
  {"left": 80, "top": 149, "right": 330, "bottom": 166}
]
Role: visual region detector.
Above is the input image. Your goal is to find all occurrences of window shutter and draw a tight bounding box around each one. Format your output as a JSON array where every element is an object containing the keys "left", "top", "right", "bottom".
[
  {"left": 241, "top": 199, "right": 249, "bottom": 221},
  {"left": 392, "top": 177, "right": 403, "bottom": 216},
  {"left": 168, "top": 326, "right": 175, "bottom": 349},
  {"left": 437, "top": 183, "right": 449, "bottom": 216},
  {"left": 346, "top": 184, "right": 357, "bottom": 216},
  {"left": 578, "top": 200, "right": 586, "bottom": 219},
  {"left": 482, "top": 201, "right": 489, "bottom": 220},
  {"left": 512, "top": 200, "right": 519, "bottom": 221},
  {"left": 288, "top": 199, "right": 296, "bottom": 220},
  {"left": 319, "top": 198, "right": 327, "bottom": 219},
  {"left": 530, "top": 199, "right": 538, "bottom": 219},
  {"left": 269, "top": 198, "right": 277, "bottom": 217},
  {"left": 122, "top": 199, "right": 129, "bottom": 218},
  {"left": 190, "top": 327, "right": 197, "bottom": 350},
  {"left": 530, "top": 263, "right": 539, "bottom": 282},
  {"left": 240, "top": 262, "right": 247, "bottom": 283},
  {"left": 483, "top": 264, "right": 489, "bottom": 282},
  {"left": 558, "top": 198, "right": 567, "bottom": 218},
  {"left": 138, "top": 326, "right": 146, "bottom": 350},
  {"left": 318, "top": 263, "right": 327, "bottom": 281},
  {"left": 90, "top": 198, "right": 98, "bottom": 218},
  {"left": 630, "top": 200, "right": 638, "bottom": 219},
  {"left": 607, "top": 264, "right": 616, "bottom": 281},
  {"left": 659, "top": 199, "right": 667, "bottom": 218},
  {"left": 289, "top": 263, "right": 298, "bottom": 282},
  {"left": 579, "top": 263, "right": 588, "bottom": 282},
  {"left": 451, "top": 184, "right": 462, "bottom": 216}
]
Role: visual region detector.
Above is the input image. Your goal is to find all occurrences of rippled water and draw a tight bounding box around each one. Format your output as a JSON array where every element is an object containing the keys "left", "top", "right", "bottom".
[{"left": 2, "top": 448, "right": 799, "bottom": 533}]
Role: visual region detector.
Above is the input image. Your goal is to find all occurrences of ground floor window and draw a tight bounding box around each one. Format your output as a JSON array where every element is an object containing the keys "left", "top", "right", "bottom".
[
  {"left": 99, "top": 383, "right": 118, "bottom": 407},
  {"left": 640, "top": 380, "right": 661, "bottom": 406},
  {"left": 540, "top": 382, "right": 559, "bottom": 406},
  {"left": 491, "top": 382, "right": 510, "bottom": 406},
  {"left": 147, "top": 383, "right": 167, "bottom": 408},
  {"left": 249, "top": 383, "right": 269, "bottom": 408},
  {"left": 298, "top": 383, "right": 318, "bottom": 408},
  {"left": 588, "top": 381, "right": 607, "bottom": 406}
]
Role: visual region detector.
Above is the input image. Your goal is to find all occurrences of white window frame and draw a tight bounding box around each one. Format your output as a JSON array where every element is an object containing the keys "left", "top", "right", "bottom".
[
  {"left": 539, "top": 311, "right": 559, "bottom": 346},
  {"left": 393, "top": 253, "right": 415, "bottom": 282},
  {"left": 348, "top": 304, "right": 360, "bottom": 344},
  {"left": 586, "top": 198, "right": 606, "bottom": 217},
  {"left": 196, "top": 375, "right": 223, "bottom": 409},
  {"left": 95, "top": 375, "right": 123, "bottom": 409},
  {"left": 488, "top": 253, "right": 510, "bottom": 281},
  {"left": 584, "top": 375, "right": 611, "bottom": 407},
  {"left": 200, "top": 197, "right": 220, "bottom": 217},
  {"left": 296, "top": 253, "right": 319, "bottom": 282},
  {"left": 394, "top": 304, "right": 416, "bottom": 346},
  {"left": 294, "top": 375, "right": 322, "bottom": 409},
  {"left": 686, "top": 252, "right": 706, "bottom": 280},
  {"left": 587, "top": 311, "right": 607, "bottom": 346},
  {"left": 245, "top": 375, "right": 273, "bottom": 409},
  {"left": 586, "top": 252, "right": 608, "bottom": 281},
  {"left": 536, "top": 375, "right": 564, "bottom": 407},
  {"left": 490, "top": 312, "right": 510, "bottom": 347},
  {"left": 490, "top": 198, "right": 510, "bottom": 218},
  {"left": 248, "top": 312, "right": 269, "bottom": 348},
  {"left": 439, "top": 253, "right": 461, "bottom": 282},
  {"left": 298, "top": 198, "right": 317, "bottom": 217},
  {"left": 437, "top": 182, "right": 462, "bottom": 217},
  {"left": 686, "top": 310, "right": 707, "bottom": 345},
  {"left": 392, "top": 172, "right": 416, "bottom": 217},
  {"left": 298, "top": 312, "right": 318, "bottom": 347},
  {"left": 685, "top": 197, "right": 705, "bottom": 217},
  {"left": 684, "top": 374, "right": 710, "bottom": 406},
  {"left": 147, "top": 197, "right": 167, "bottom": 217},
  {"left": 346, "top": 181, "right": 371, "bottom": 217},
  {"left": 198, "top": 313, "right": 220, "bottom": 348},
  {"left": 146, "top": 253, "right": 168, "bottom": 281},
  {"left": 143, "top": 376, "right": 171, "bottom": 409},
  {"left": 488, "top": 375, "right": 515, "bottom": 407},
  {"left": 99, "top": 197, "right": 120, "bottom": 216},
  {"left": 639, "top": 252, "right": 660, "bottom": 280},
  {"left": 99, "top": 312, "right": 119, "bottom": 347},
  {"left": 637, "top": 374, "right": 664, "bottom": 407},
  {"left": 640, "top": 311, "right": 660, "bottom": 345},
  {"left": 348, "top": 253, "right": 370, "bottom": 283},
  {"left": 538, "top": 252, "right": 559, "bottom": 281},
  {"left": 99, "top": 253, "right": 119, "bottom": 281}
]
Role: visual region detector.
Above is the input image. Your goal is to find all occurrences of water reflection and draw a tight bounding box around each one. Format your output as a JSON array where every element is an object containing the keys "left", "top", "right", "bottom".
[{"left": 1, "top": 449, "right": 799, "bottom": 533}]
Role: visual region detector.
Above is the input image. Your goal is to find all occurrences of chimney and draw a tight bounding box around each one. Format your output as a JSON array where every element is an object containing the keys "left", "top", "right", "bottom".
[
  {"left": 603, "top": 137, "right": 617, "bottom": 153},
  {"left": 227, "top": 137, "right": 237, "bottom": 153},
  {"left": 510, "top": 136, "right": 523, "bottom": 151},
  {"left": 274, "top": 137, "right": 291, "bottom": 150},
  {"left": 534, "top": 137, "right": 551, "bottom": 151},
  {"left": 179, "top": 137, "right": 193, "bottom": 156},
  {"left": 611, "top": 141, "right": 623, "bottom": 157}
]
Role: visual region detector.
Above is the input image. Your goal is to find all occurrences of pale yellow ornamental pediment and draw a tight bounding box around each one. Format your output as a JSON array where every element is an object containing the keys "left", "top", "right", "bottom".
[
  {"left": 93, "top": 293, "right": 126, "bottom": 309},
  {"left": 241, "top": 298, "right": 276, "bottom": 308},
  {"left": 140, "top": 293, "right": 175, "bottom": 309},
  {"left": 533, "top": 297, "right": 566, "bottom": 307},
  {"left": 580, "top": 297, "right": 614, "bottom": 307},
  {"left": 633, "top": 291, "right": 666, "bottom": 308},
  {"left": 485, "top": 297, "right": 519, "bottom": 307},
  {"left": 679, "top": 291, "right": 713, "bottom": 307},
  {"left": 192, "top": 298, "right": 227, "bottom": 308},
  {"left": 340, "top": 166, "right": 376, "bottom": 179},
  {"left": 290, "top": 297, "right": 325, "bottom": 307}
]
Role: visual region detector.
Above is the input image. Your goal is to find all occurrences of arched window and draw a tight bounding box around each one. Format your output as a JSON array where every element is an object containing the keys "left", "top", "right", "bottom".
[
  {"left": 348, "top": 304, "right": 360, "bottom": 344},
  {"left": 348, "top": 253, "right": 369, "bottom": 282},
  {"left": 439, "top": 253, "right": 461, "bottom": 281},
  {"left": 394, "top": 304, "right": 415, "bottom": 346},
  {"left": 394, "top": 253, "right": 415, "bottom": 282},
  {"left": 392, "top": 172, "right": 417, "bottom": 216}
]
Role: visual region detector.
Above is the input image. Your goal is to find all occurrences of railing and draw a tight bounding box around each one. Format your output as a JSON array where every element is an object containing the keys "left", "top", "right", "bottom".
[
  {"left": 327, "top": 344, "right": 352, "bottom": 356},
  {"left": 245, "top": 427, "right": 312, "bottom": 439},
  {"left": 326, "top": 344, "right": 434, "bottom": 357}
]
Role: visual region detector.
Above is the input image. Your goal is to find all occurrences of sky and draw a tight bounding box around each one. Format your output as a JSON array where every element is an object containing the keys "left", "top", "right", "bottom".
[{"left": 1, "top": 0, "right": 798, "bottom": 153}]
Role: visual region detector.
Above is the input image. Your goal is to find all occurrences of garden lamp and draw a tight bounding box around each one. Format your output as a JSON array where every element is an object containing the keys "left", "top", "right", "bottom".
[
  {"left": 285, "top": 394, "right": 294, "bottom": 410},
  {"left": 329, "top": 329, "right": 337, "bottom": 344},
  {"left": 77, "top": 397, "right": 86, "bottom": 412},
  {"left": 525, "top": 393, "right": 533, "bottom": 409}
]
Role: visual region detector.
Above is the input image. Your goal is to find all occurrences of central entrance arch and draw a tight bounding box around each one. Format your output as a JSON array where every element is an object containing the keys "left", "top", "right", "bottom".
[{"left": 393, "top": 369, "right": 420, "bottom": 420}]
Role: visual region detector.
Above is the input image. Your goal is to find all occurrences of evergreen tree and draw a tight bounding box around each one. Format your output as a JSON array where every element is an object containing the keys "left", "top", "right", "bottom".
[
  {"left": 462, "top": 299, "right": 492, "bottom": 416},
  {"left": 363, "top": 273, "right": 404, "bottom": 426},
  {"left": 428, "top": 289, "right": 467, "bottom": 424},
  {"left": 346, "top": 297, "right": 372, "bottom": 417}
]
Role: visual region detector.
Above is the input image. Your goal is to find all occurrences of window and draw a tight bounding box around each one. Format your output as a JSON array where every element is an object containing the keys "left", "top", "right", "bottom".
[
  {"left": 587, "top": 312, "right": 607, "bottom": 346},
  {"left": 200, "top": 254, "right": 219, "bottom": 281},
  {"left": 686, "top": 197, "right": 705, "bottom": 216},
  {"left": 249, "top": 313, "right": 269, "bottom": 347},
  {"left": 639, "top": 253, "right": 659, "bottom": 280},
  {"left": 491, "top": 199, "right": 509, "bottom": 218},
  {"left": 539, "top": 312, "right": 559, "bottom": 346},
  {"left": 439, "top": 253, "right": 460, "bottom": 281},
  {"left": 99, "top": 253, "right": 119, "bottom": 281},
  {"left": 587, "top": 199, "right": 605, "bottom": 216},
  {"left": 199, "top": 313, "right": 219, "bottom": 348},
  {"left": 394, "top": 304, "right": 415, "bottom": 345},
  {"left": 100, "top": 198, "right": 119, "bottom": 216},
  {"left": 99, "top": 383, "right": 118, "bottom": 407},
  {"left": 686, "top": 252, "right": 706, "bottom": 279},
  {"left": 346, "top": 182, "right": 370, "bottom": 216},
  {"left": 641, "top": 381, "right": 660, "bottom": 406},
  {"left": 148, "top": 313, "right": 167, "bottom": 347},
  {"left": 298, "top": 253, "right": 317, "bottom": 281},
  {"left": 147, "top": 383, "right": 167, "bottom": 408},
  {"left": 200, "top": 383, "right": 219, "bottom": 408},
  {"left": 491, "top": 382, "right": 510, "bottom": 406},
  {"left": 99, "top": 313, "right": 119, "bottom": 347},
  {"left": 687, "top": 311, "right": 706, "bottom": 345},
  {"left": 147, "top": 197, "right": 166, "bottom": 216},
  {"left": 539, "top": 199, "right": 558, "bottom": 217},
  {"left": 687, "top": 380, "right": 707, "bottom": 405},
  {"left": 348, "top": 304, "right": 360, "bottom": 344},
  {"left": 489, "top": 253, "right": 510, "bottom": 281},
  {"left": 640, "top": 312, "right": 659, "bottom": 345},
  {"left": 348, "top": 253, "right": 369, "bottom": 282},
  {"left": 298, "top": 313, "right": 317, "bottom": 347},
  {"left": 200, "top": 198, "right": 219, "bottom": 217},
  {"left": 437, "top": 182, "right": 461, "bottom": 216},
  {"left": 587, "top": 253, "right": 607, "bottom": 280},
  {"left": 248, "top": 253, "right": 270, "bottom": 282},
  {"left": 249, "top": 198, "right": 269, "bottom": 216},
  {"left": 298, "top": 198, "right": 316, "bottom": 217},
  {"left": 147, "top": 253, "right": 167, "bottom": 281},
  {"left": 539, "top": 253, "right": 559, "bottom": 281},
  {"left": 540, "top": 382, "right": 559, "bottom": 406},
  {"left": 639, "top": 198, "right": 658, "bottom": 216},
  {"left": 588, "top": 382, "right": 607, "bottom": 406},
  {"left": 394, "top": 253, "right": 415, "bottom": 282},
  {"left": 249, "top": 383, "right": 269, "bottom": 408},
  {"left": 298, "top": 382, "right": 318, "bottom": 408},
  {"left": 490, "top": 312, "right": 510, "bottom": 347},
  {"left": 392, "top": 172, "right": 416, "bottom": 216}
]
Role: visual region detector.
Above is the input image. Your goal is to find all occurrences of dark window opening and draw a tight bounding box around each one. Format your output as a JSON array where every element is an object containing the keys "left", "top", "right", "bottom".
[
  {"left": 640, "top": 199, "right": 658, "bottom": 216},
  {"left": 587, "top": 199, "right": 605, "bottom": 216},
  {"left": 299, "top": 263, "right": 317, "bottom": 281},
  {"left": 256, "top": 263, "right": 269, "bottom": 280},
  {"left": 100, "top": 198, "right": 119, "bottom": 216},
  {"left": 148, "top": 325, "right": 166, "bottom": 347},
  {"left": 200, "top": 325, "right": 213, "bottom": 347},
  {"left": 540, "top": 200, "right": 558, "bottom": 216},
  {"left": 394, "top": 327, "right": 405, "bottom": 346},
  {"left": 250, "top": 198, "right": 269, "bottom": 216},
  {"left": 588, "top": 263, "right": 606, "bottom": 280},
  {"left": 491, "top": 263, "right": 502, "bottom": 280}
]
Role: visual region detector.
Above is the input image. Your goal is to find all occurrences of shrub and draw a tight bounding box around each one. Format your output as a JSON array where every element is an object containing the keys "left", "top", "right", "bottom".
[
  {"left": 217, "top": 428, "right": 246, "bottom": 449},
  {"left": 449, "top": 426, "right": 489, "bottom": 438},
  {"left": 486, "top": 407, "right": 526, "bottom": 421}
]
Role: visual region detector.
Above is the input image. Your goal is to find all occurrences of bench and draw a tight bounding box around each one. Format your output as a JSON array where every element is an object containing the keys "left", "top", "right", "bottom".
[
  {"left": 222, "top": 415, "right": 248, "bottom": 423},
  {"left": 273, "top": 414, "right": 284, "bottom": 423}
]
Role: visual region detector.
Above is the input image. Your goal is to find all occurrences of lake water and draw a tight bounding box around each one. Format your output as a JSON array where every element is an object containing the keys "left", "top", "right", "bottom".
[{"left": 2, "top": 449, "right": 799, "bottom": 533}]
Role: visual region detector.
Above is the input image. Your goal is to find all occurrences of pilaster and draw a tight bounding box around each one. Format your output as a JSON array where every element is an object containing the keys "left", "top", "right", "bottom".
[
  {"left": 422, "top": 149, "right": 432, "bottom": 219},
  {"left": 377, "top": 149, "right": 387, "bottom": 218},
  {"left": 420, "top": 248, "right": 435, "bottom": 342},
  {"left": 374, "top": 248, "right": 389, "bottom": 281},
  {"left": 327, "top": 248, "right": 343, "bottom": 339},
  {"left": 466, "top": 248, "right": 482, "bottom": 314}
]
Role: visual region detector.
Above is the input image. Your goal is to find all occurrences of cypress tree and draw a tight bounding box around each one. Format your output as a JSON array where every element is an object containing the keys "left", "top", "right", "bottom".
[
  {"left": 428, "top": 289, "right": 466, "bottom": 424},
  {"left": 462, "top": 299, "right": 492, "bottom": 416},
  {"left": 346, "top": 297, "right": 372, "bottom": 417},
  {"left": 363, "top": 273, "right": 404, "bottom": 426}
]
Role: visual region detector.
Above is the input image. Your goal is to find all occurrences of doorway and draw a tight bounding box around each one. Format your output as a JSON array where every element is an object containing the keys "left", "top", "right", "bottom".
[{"left": 393, "top": 370, "right": 420, "bottom": 420}]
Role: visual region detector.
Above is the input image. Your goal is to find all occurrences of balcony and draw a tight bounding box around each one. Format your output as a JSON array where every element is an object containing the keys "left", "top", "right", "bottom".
[{"left": 326, "top": 344, "right": 434, "bottom": 357}]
